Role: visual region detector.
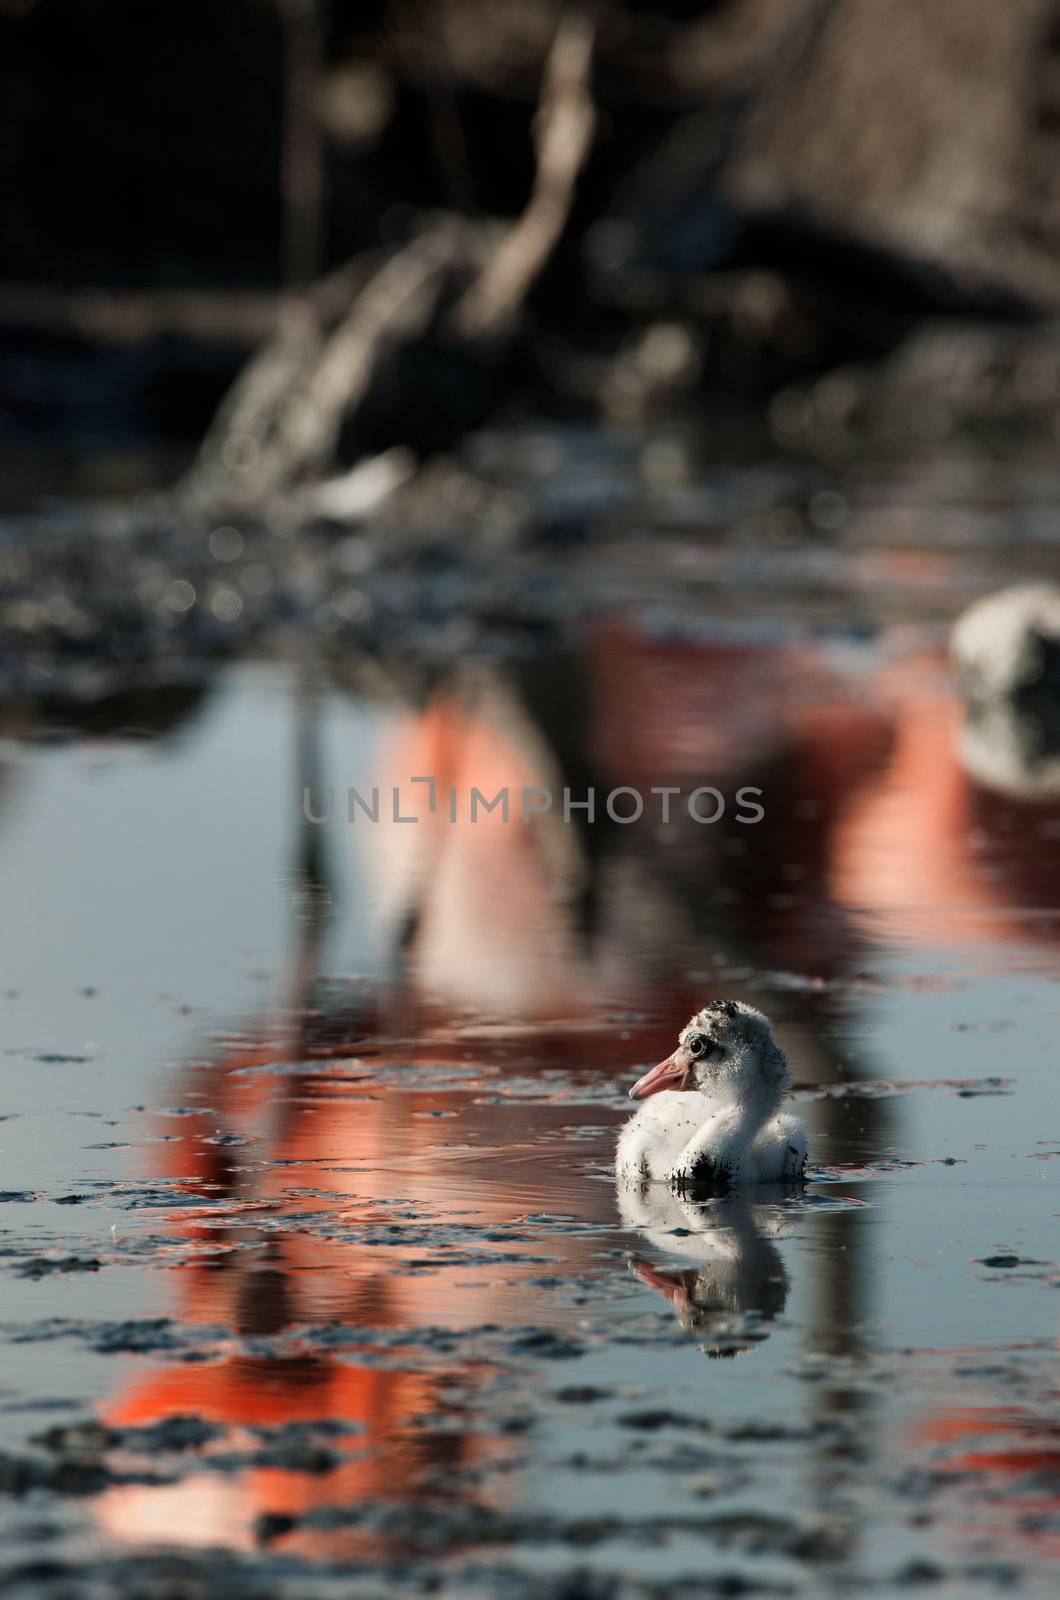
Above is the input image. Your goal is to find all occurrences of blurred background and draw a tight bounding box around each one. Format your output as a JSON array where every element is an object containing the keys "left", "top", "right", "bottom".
[
  {"left": 1, "top": 5, "right": 1060, "bottom": 1596},
  {"left": 6, "top": 0, "right": 1060, "bottom": 504}
]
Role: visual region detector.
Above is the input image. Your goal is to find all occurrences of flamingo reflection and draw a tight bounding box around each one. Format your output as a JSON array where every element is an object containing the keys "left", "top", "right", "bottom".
[
  {"left": 911, "top": 1399, "right": 1060, "bottom": 1562},
  {"left": 91, "top": 589, "right": 1060, "bottom": 1557}
]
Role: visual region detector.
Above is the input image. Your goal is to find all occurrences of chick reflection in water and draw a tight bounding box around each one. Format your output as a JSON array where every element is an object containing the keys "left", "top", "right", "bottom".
[{"left": 619, "top": 1185, "right": 792, "bottom": 1358}]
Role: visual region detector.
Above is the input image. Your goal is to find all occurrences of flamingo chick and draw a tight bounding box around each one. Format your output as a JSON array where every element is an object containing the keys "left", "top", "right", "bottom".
[{"left": 617, "top": 1000, "right": 807, "bottom": 1191}]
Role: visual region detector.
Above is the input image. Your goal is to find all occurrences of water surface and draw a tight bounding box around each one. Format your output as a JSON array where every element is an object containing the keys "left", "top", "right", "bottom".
[{"left": 1, "top": 526, "right": 1058, "bottom": 1598}]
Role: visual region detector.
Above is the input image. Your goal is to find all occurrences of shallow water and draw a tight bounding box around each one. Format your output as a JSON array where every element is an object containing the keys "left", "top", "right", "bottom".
[{"left": 1, "top": 511, "right": 1059, "bottom": 1598}]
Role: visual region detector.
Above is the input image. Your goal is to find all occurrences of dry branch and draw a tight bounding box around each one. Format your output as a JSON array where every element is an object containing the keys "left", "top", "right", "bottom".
[
  {"left": 183, "top": 229, "right": 461, "bottom": 509},
  {"left": 454, "top": 12, "right": 597, "bottom": 341},
  {"left": 181, "top": 12, "right": 597, "bottom": 513},
  {"left": 276, "top": 226, "right": 461, "bottom": 482}
]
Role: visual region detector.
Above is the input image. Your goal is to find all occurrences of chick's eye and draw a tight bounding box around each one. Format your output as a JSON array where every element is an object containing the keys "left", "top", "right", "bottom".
[{"left": 688, "top": 1034, "right": 710, "bottom": 1058}]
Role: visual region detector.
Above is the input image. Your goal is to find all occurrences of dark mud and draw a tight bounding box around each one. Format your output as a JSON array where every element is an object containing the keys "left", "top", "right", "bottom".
[{"left": 3, "top": 438, "right": 1060, "bottom": 714}]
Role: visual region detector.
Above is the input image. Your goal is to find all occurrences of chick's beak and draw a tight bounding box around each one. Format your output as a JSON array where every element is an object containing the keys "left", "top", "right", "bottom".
[
  {"left": 629, "top": 1256, "right": 693, "bottom": 1312},
  {"left": 628, "top": 1048, "right": 691, "bottom": 1100}
]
